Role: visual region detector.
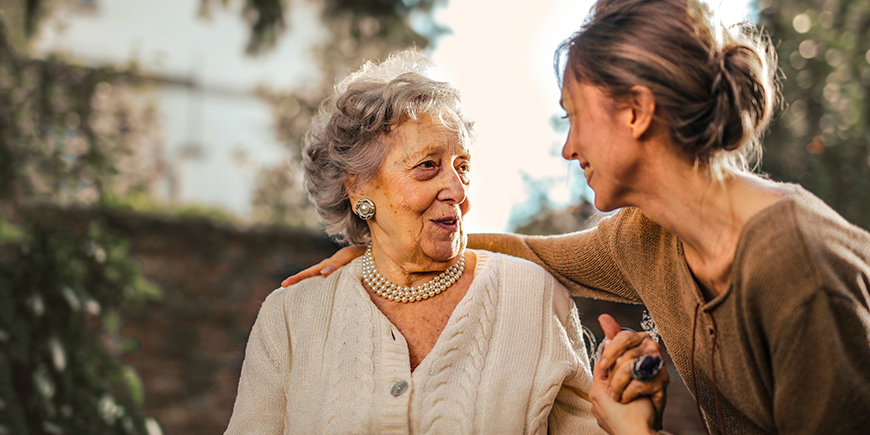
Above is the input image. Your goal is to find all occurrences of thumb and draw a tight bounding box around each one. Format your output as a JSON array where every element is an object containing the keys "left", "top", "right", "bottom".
[{"left": 598, "top": 313, "right": 622, "bottom": 340}]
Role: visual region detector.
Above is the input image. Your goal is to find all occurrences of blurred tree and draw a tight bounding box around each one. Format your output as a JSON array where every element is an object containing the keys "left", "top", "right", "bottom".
[
  {"left": 756, "top": 0, "right": 870, "bottom": 230},
  {"left": 0, "top": 12, "right": 165, "bottom": 435},
  {"left": 199, "top": 0, "right": 444, "bottom": 55}
]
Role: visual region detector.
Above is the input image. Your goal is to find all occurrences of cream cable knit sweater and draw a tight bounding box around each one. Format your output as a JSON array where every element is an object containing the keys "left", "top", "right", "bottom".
[{"left": 225, "top": 250, "right": 605, "bottom": 434}]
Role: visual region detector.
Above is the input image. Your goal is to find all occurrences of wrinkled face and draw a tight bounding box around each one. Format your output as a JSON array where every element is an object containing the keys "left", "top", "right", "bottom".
[
  {"left": 355, "top": 113, "right": 471, "bottom": 268},
  {"left": 560, "top": 74, "right": 641, "bottom": 212}
]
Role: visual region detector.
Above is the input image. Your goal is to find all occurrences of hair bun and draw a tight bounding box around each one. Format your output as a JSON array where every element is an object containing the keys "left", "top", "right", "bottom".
[{"left": 705, "top": 42, "right": 773, "bottom": 155}]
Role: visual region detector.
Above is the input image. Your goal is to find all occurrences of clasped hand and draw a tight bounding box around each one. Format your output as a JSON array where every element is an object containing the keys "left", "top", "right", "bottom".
[{"left": 590, "top": 314, "right": 668, "bottom": 435}]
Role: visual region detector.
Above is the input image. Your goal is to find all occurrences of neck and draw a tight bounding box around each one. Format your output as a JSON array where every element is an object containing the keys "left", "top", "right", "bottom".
[
  {"left": 629, "top": 154, "right": 791, "bottom": 297},
  {"left": 368, "top": 243, "right": 463, "bottom": 289},
  {"left": 363, "top": 245, "right": 465, "bottom": 303}
]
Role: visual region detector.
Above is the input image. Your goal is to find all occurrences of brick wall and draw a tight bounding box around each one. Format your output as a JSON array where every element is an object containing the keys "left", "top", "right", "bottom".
[{"left": 102, "top": 212, "right": 340, "bottom": 434}]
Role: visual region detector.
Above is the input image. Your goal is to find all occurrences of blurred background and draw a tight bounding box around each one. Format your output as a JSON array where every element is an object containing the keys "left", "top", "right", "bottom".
[{"left": 0, "top": 0, "right": 867, "bottom": 434}]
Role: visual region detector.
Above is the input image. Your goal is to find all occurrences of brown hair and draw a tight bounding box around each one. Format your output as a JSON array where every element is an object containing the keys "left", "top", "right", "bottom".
[{"left": 556, "top": 0, "right": 777, "bottom": 173}]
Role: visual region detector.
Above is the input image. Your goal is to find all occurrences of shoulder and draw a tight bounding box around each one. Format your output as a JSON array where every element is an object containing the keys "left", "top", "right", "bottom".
[
  {"left": 266, "top": 260, "right": 360, "bottom": 317},
  {"left": 471, "top": 249, "right": 574, "bottom": 312},
  {"left": 788, "top": 188, "right": 870, "bottom": 257},
  {"left": 735, "top": 186, "right": 870, "bottom": 304},
  {"left": 601, "top": 207, "right": 679, "bottom": 261},
  {"left": 473, "top": 249, "right": 559, "bottom": 284}
]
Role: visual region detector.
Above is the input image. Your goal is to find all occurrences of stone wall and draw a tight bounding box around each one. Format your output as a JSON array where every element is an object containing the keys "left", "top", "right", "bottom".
[{"left": 102, "top": 211, "right": 340, "bottom": 434}]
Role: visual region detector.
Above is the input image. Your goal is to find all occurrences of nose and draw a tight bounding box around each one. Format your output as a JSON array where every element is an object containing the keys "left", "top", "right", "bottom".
[
  {"left": 562, "top": 136, "right": 578, "bottom": 161},
  {"left": 437, "top": 166, "right": 468, "bottom": 205}
]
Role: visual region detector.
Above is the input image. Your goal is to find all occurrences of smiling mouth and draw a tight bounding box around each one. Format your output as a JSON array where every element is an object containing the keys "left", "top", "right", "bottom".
[
  {"left": 433, "top": 217, "right": 460, "bottom": 229},
  {"left": 579, "top": 162, "right": 592, "bottom": 181}
]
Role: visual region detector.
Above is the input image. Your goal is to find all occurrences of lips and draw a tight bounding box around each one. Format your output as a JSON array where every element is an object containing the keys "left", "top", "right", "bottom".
[
  {"left": 579, "top": 162, "right": 592, "bottom": 182},
  {"left": 432, "top": 215, "right": 460, "bottom": 230}
]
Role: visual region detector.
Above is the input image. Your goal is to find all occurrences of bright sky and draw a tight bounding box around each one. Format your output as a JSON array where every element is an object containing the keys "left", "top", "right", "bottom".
[{"left": 430, "top": 0, "right": 755, "bottom": 233}]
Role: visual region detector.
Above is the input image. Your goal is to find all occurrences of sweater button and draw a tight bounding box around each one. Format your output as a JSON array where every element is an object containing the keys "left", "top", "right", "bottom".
[{"left": 391, "top": 380, "right": 409, "bottom": 396}]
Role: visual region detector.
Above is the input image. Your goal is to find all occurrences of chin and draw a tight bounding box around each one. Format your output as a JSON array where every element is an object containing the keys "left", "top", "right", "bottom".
[
  {"left": 594, "top": 200, "right": 618, "bottom": 212},
  {"left": 425, "top": 235, "right": 465, "bottom": 263},
  {"left": 592, "top": 190, "right": 626, "bottom": 212}
]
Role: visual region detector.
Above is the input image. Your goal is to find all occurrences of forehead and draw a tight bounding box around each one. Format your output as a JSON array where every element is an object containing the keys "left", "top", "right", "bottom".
[
  {"left": 560, "top": 76, "right": 611, "bottom": 112},
  {"left": 389, "top": 114, "right": 470, "bottom": 158},
  {"left": 560, "top": 74, "right": 582, "bottom": 108}
]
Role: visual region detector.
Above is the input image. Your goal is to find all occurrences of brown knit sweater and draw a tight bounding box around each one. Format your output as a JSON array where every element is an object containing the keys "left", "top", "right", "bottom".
[{"left": 470, "top": 186, "right": 870, "bottom": 434}]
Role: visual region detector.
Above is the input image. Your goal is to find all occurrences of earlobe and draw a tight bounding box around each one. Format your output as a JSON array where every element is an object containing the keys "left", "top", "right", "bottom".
[{"left": 629, "top": 85, "right": 655, "bottom": 140}]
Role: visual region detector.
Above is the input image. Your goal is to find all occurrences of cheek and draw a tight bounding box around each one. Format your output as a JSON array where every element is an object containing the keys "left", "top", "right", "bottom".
[
  {"left": 460, "top": 199, "right": 471, "bottom": 217},
  {"left": 384, "top": 181, "right": 432, "bottom": 218}
]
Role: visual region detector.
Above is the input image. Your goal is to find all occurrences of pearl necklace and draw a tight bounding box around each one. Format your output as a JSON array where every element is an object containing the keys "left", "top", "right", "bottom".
[{"left": 361, "top": 245, "right": 465, "bottom": 303}]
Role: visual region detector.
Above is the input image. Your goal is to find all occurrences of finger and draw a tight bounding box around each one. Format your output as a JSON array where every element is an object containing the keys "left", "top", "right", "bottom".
[
  {"left": 609, "top": 338, "right": 664, "bottom": 398},
  {"left": 598, "top": 313, "right": 622, "bottom": 340},
  {"left": 322, "top": 245, "right": 367, "bottom": 277},
  {"left": 593, "top": 352, "right": 612, "bottom": 384},
  {"left": 608, "top": 346, "right": 658, "bottom": 399},
  {"left": 650, "top": 386, "right": 668, "bottom": 425},
  {"left": 280, "top": 245, "right": 367, "bottom": 287},
  {"left": 598, "top": 329, "right": 645, "bottom": 371},
  {"left": 611, "top": 337, "right": 659, "bottom": 373},
  {"left": 596, "top": 314, "right": 624, "bottom": 371},
  {"left": 620, "top": 370, "right": 669, "bottom": 404},
  {"left": 336, "top": 244, "right": 367, "bottom": 262},
  {"left": 589, "top": 363, "right": 616, "bottom": 419},
  {"left": 281, "top": 262, "right": 328, "bottom": 287}
]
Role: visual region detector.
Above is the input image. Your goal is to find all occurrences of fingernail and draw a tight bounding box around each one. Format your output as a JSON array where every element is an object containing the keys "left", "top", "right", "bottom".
[{"left": 321, "top": 266, "right": 334, "bottom": 275}]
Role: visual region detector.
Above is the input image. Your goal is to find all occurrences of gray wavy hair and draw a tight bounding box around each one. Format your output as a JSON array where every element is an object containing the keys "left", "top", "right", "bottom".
[{"left": 303, "top": 50, "right": 474, "bottom": 245}]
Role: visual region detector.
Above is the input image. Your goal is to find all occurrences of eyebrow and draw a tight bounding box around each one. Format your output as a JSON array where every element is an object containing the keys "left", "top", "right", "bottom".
[{"left": 403, "top": 142, "right": 471, "bottom": 164}]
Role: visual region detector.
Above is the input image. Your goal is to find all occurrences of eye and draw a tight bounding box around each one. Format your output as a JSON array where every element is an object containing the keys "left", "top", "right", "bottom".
[
  {"left": 456, "top": 161, "right": 470, "bottom": 183},
  {"left": 412, "top": 160, "right": 439, "bottom": 180}
]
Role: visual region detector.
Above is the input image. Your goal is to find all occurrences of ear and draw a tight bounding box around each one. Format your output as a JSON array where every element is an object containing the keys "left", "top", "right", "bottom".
[
  {"left": 628, "top": 85, "right": 655, "bottom": 140},
  {"left": 345, "top": 174, "right": 362, "bottom": 204}
]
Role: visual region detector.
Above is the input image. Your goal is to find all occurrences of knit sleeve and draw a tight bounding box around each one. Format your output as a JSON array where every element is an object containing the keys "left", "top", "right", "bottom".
[
  {"left": 537, "top": 271, "right": 604, "bottom": 434},
  {"left": 225, "top": 289, "right": 289, "bottom": 434},
  {"left": 770, "top": 286, "right": 870, "bottom": 434},
  {"left": 468, "top": 210, "right": 640, "bottom": 303}
]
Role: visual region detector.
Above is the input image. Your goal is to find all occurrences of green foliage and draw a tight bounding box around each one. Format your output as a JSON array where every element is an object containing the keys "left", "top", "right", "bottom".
[
  {"left": 0, "top": 31, "right": 164, "bottom": 209},
  {"left": 0, "top": 211, "right": 162, "bottom": 435},
  {"left": 757, "top": 0, "right": 870, "bottom": 230},
  {"left": 0, "top": 12, "right": 163, "bottom": 435}
]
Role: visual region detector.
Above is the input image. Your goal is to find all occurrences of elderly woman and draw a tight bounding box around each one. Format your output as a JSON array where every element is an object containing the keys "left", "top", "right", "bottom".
[{"left": 224, "top": 50, "right": 641, "bottom": 434}]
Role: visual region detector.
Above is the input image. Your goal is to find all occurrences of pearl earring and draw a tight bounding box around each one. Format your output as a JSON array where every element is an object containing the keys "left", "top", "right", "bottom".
[{"left": 355, "top": 198, "right": 375, "bottom": 220}]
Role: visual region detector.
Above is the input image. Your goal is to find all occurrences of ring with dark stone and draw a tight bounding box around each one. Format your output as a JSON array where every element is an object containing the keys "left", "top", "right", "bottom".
[{"left": 630, "top": 355, "right": 663, "bottom": 383}]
